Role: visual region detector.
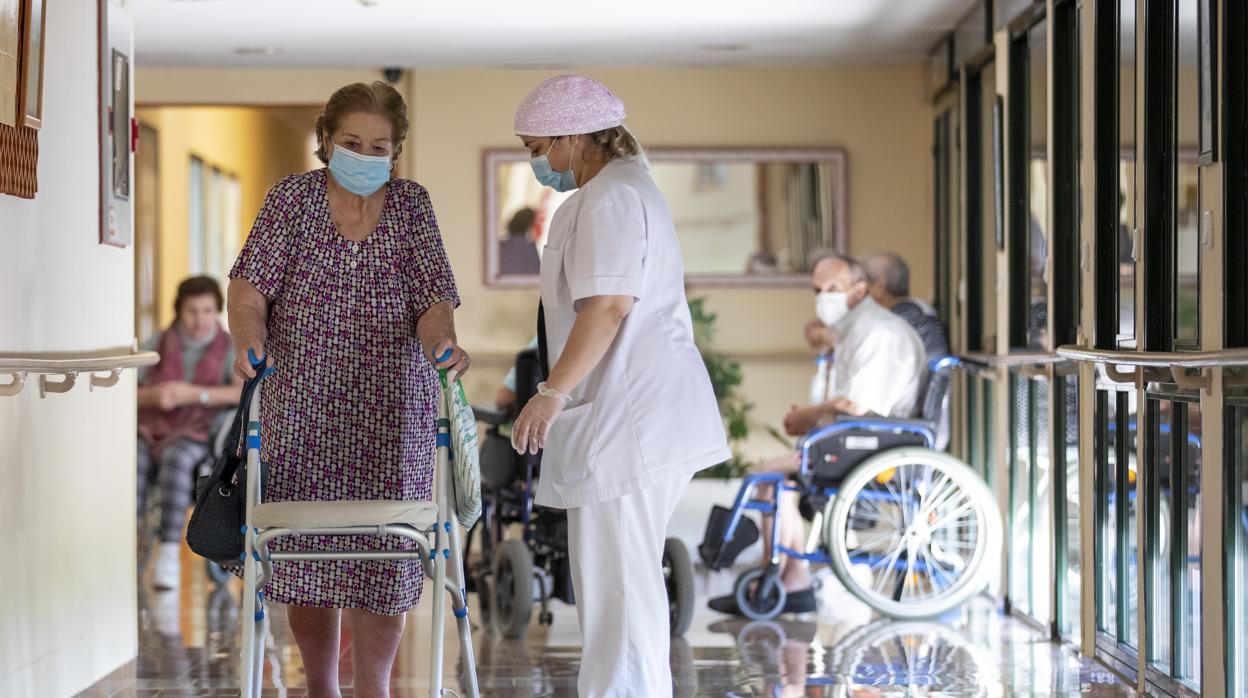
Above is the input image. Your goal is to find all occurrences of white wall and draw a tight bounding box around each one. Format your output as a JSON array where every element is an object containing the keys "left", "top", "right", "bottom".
[{"left": 0, "top": 4, "right": 139, "bottom": 696}]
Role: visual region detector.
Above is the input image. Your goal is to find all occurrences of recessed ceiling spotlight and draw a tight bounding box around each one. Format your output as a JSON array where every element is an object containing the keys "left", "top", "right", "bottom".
[
  {"left": 699, "top": 43, "right": 749, "bottom": 53},
  {"left": 358, "top": 0, "right": 380, "bottom": 6},
  {"left": 235, "top": 46, "right": 282, "bottom": 56}
]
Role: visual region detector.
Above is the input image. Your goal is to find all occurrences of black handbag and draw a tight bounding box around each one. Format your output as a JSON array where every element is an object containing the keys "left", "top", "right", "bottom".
[{"left": 185, "top": 368, "right": 266, "bottom": 564}]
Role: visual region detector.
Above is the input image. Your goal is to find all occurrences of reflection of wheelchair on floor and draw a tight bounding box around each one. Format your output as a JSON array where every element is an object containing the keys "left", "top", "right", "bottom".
[
  {"left": 825, "top": 618, "right": 999, "bottom": 695},
  {"left": 465, "top": 347, "right": 697, "bottom": 639},
  {"left": 700, "top": 357, "right": 1001, "bottom": 621}
]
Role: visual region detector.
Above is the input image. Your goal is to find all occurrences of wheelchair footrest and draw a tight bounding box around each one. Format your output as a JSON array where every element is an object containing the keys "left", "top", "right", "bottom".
[{"left": 698, "top": 505, "right": 760, "bottom": 571}]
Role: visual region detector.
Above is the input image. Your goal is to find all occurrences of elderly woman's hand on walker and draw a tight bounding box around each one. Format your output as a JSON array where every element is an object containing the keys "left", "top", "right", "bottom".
[{"left": 417, "top": 299, "right": 472, "bottom": 381}]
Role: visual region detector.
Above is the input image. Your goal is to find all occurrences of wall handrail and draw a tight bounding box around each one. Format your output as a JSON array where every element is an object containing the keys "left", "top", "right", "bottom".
[
  {"left": 1055, "top": 344, "right": 1248, "bottom": 392},
  {"left": 960, "top": 350, "right": 1068, "bottom": 367},
  {"left": 0, "top": 347, "right": 159, "bottom": 398},
  {"left": 1055, "top": 345, "right": 1248, "bottom": 369}
]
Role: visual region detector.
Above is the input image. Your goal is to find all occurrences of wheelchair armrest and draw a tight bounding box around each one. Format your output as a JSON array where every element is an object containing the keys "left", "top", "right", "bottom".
[
  {"left": 472, "top": 405, "right": 510, "bottom": 426},
  {"left": 799, "top": 417, "right": 936, "bottom": 450}
]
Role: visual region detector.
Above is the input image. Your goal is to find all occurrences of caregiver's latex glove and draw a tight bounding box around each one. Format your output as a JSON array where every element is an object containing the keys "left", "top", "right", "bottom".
[{"left": 512, "top": 385, "right": 571, "bottom": 456}]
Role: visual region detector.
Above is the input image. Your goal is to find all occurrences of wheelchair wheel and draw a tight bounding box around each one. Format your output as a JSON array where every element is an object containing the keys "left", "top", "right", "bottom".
[
  {"left": 663, "top": 537, "right": 695, "bottom": 637},
  {"left": 824, "top": 447, "right": 1001, "bottom": 619},
  {"left": 491, "top": 539, "right": 534, "bottom": 639},
  {"left": 734, "top": 566, "right": 787, "bottom": 621}
]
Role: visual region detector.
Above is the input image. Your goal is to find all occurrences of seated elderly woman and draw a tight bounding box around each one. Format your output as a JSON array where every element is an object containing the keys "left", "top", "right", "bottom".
[
  {"left": 227, "top": 80, "right": 470, "bottom": 696},
  {"left": 137, "top": 275, "right": 242, "bottom": 591}
]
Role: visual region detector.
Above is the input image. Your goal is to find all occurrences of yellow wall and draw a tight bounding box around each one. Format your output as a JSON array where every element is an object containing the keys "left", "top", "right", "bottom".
[
  {"left": 135, "top": 107, "right": 312, "bottom": 328},
  {"left": 137, "top": 67, "right": 932, "bottom": 461}
]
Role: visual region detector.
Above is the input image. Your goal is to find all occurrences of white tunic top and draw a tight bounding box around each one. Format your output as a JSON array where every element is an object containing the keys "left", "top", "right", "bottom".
[
  {"left": 827, "top": 297, "right": 928, "bottom": 418},
  {"left": 537, "top": 157, "right": 731, "bottom": 509}
]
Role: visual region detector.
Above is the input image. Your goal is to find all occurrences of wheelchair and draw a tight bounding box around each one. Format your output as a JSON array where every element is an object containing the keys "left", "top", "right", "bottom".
[
  {"left": 699, "top": 356, "right": 1002, "bottom": 620},
  {"left": 465, "top": 347, "right": 698, "bottom": 639}
]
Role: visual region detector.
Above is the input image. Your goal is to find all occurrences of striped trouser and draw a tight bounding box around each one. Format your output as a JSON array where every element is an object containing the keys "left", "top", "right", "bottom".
[{"left": 137, "top": 437, "right": 210, "bottom": 543}]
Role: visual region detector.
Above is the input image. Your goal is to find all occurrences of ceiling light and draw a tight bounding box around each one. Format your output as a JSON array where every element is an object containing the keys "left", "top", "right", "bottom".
[
  {"left": 357, "top": 0, "right": 380, "bottom": 6},
  {"left": 235, "top": 46, "right": 282, "bottom": 56}
]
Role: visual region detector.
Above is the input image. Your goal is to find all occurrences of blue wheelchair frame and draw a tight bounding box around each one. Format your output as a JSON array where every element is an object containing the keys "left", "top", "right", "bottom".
[{"left": 713, "top": 356, "right": 958, "bottom": 573}]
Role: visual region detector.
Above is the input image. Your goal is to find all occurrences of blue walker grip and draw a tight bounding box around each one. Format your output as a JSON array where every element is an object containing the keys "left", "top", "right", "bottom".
[
  {"left": 247, "top": 349, "right": 274, "bottom": 378},
  {"left": 435, "top": 348, "right": 454, "bottom": 364}
]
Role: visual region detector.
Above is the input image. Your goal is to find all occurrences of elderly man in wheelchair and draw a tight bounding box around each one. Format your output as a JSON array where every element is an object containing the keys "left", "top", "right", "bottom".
[{"left": 701, "top": 254, "right": 1000, "bottom": 620}]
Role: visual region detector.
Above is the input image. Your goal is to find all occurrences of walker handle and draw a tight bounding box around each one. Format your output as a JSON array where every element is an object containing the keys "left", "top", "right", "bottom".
[{"left": 247, "top": 349, "right": 274, "bottom": 379}]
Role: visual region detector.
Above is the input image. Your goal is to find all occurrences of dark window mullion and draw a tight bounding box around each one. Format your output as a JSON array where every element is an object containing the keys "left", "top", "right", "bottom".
[
  {"left": 1227, "top": 0, "right": 1248, "bottom": 346},
  {"left": 1142, "top": 0, "right": 1176, "bottom": 351},
  {"left": 1170, "top": 401, "right": 1186, "bottom": 677},
  {"left": 1054, "top": 376, "right": 1071, "bottom": 636},
  {"left": 966, "top": 71, "right": 985, "bottom": 352},
  {"left": 1095, "top": 390, "right": 1108, "bottom": 632},
  {"left": 1008, "top": 35, "right": 1031, "bottom": 348},
  {"left": 1116, "top": 391, "right": 1133, "bottom": 642},
  {"left": 1052, "top": 0, "right": 1080, "bottom": 347},
  {"left": 1144, "top": 398, "right": 1159, "bottom": 666},
  {"left": 1093, "top": 0, "right": 1120, "bottom": 349}
]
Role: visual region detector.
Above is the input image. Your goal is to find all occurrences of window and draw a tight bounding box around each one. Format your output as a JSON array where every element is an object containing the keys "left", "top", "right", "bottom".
[
  {"left": 1095, "top": 0, "right": 1138, "bottom": 350},
  {"left": 1228, "top": 393, "right": 1248, "bottom": 695},
  {"left": 1174, "top": 0, "right": 1200, "bottom": 346},
  {"left": 1008, "top": 22, "right": 1049, "bottom": 350},
  {"left": 967, "top": 61, "right": 1000, "bottom": 352},
  {"left": 934, "top": 109, "right": 959, "bottom": 326}
]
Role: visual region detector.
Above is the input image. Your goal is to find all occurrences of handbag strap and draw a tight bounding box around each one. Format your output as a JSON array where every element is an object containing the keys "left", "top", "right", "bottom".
[{"left": 213, "top": 368, "right": 268, "bottom": 485}]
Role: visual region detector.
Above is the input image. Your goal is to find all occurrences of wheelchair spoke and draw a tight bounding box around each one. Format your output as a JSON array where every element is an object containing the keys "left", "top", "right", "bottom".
[
  {"left": 849, "top": 529, "right": 899, "bottom": 553},
  {"left": 871, "top": 543, "right": 906, "bottom": 594},
  {"left": 927, "top": 496, "right": 976, "bottom": 534},
  {"left": 880, "top": 478, "right": 909, "bottom": 528},
  {"left": 851, "top": 495, "right": 900, "bottom": 531},
  {"left": 916, "top": 471, "right": 961, "bottom": 522}
]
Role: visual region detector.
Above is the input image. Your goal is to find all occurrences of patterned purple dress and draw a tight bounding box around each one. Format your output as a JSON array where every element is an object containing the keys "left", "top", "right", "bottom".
[{"left": 229, "top": 169, "right": 459, "bottom": 615}]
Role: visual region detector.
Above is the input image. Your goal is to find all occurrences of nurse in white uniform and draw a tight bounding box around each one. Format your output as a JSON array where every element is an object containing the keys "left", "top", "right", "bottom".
[{"left": 510, "top": 75, "right": 731, "bottom": 697}]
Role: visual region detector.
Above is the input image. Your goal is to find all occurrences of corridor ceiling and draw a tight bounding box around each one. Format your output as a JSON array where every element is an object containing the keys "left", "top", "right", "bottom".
[{"left": 133, "top": 0, "right": 980, "bottom": 69}]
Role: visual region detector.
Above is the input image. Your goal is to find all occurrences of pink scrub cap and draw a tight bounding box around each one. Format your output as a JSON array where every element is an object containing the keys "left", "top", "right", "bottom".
[{"left": 514, "top": 75, "right": 627, "bottom": 137}]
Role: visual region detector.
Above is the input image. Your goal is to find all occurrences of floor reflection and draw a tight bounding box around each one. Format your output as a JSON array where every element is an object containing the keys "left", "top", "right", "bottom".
[{"left": 80, "top": 554, "right": 1137, "bottom": 696}]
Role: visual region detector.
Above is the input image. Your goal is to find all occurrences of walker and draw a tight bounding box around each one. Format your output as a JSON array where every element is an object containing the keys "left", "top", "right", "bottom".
[{"left": 236, "top": 350, "right": 479, "bottom": 697}]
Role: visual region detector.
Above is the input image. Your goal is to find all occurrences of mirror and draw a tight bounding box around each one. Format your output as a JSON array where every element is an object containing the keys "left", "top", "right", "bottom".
[{"left": 483, "top": 148, "right": 848, "bottom": 287}]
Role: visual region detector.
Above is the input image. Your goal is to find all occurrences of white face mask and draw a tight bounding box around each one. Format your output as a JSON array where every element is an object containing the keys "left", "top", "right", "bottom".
[{"left": 816, "top": 291, "right": 849, "bottom": 327}]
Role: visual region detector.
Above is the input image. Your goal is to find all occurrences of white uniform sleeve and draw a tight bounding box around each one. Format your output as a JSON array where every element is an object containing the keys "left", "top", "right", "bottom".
[{"left": 565, "top": 186, "right": 646, "bottom": 303}]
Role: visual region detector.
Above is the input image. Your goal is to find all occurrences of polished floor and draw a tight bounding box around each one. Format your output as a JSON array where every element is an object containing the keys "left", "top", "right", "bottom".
[{"left": 80, "top": 548, "right": 1137, "bottom": 697}]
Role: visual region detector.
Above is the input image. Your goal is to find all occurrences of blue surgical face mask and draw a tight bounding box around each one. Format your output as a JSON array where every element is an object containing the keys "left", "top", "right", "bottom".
[
  {"left": 328, "top": 143, "right": 392, "bottom": 196},
  {"left": 530, "top": 138, "right": 578, "bottom": 192}
]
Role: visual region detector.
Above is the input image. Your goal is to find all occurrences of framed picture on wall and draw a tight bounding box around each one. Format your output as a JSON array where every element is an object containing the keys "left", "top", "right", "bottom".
[
  {"left": 98, "top": 0, "right": 134, "bottom": 247},
  {"left": 1197, "top": 0, "right": 1217, "bottom": 164},
  {"left": 17, "top": 0, "right": 46, "bottom": 129}
]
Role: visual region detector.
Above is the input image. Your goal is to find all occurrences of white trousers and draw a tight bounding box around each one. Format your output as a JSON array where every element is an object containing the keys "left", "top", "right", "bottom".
[{"left": 567, "top": 474, "right": 691, "bottom": 698}]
